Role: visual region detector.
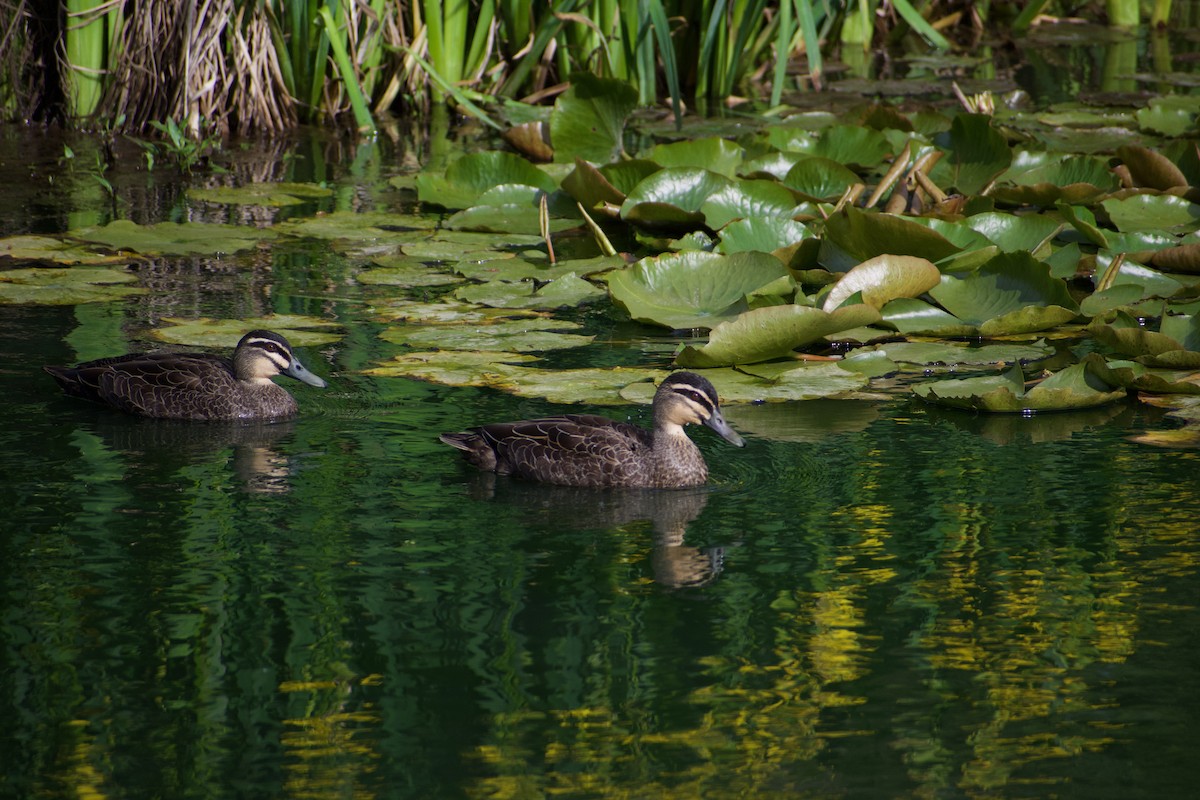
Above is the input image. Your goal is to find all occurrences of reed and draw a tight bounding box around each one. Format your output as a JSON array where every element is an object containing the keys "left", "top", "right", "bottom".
[{"left": 0, "top": 0, "right": 1166, "bottom": 137}]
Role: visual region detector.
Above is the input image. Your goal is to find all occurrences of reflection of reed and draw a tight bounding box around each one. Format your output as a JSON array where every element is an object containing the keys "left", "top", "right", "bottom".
[
  {"left": 466, "top": 475, "right": 725, "bottom": 588},
  {"left": 91, "top": 417, "right": 296, "bottom": 494}
]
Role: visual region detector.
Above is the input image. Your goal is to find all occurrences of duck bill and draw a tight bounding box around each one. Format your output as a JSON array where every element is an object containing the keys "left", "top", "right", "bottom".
[
  {"left": 705, "top": 409, "right": 744, "bottom": 447},
  {"left": 284, "top": 359, "right": 328, "bottom": 388}
]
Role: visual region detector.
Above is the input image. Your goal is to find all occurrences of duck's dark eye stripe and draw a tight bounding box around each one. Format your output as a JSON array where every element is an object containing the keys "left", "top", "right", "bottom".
[
  {"left": 245, "top": 338, "right": 293, "bottom": 368},
  {"left": 672, "top": 385, "right": 715, "bottom": 414}
]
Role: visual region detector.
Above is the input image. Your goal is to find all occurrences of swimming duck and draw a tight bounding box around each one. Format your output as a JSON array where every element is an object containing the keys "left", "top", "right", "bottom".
[
  {"left": 44, "top": 329, "right": 327, "bottom": 420},
  {"left": 439, "top": 371, "right": 744, "bottom": 488}
]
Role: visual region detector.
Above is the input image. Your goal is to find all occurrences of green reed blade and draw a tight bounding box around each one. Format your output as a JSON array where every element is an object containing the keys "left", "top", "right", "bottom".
[
  {"left": 891, "top": 0, "right": 950, "bottom": 48},
  {"left": 317, "top": 5, "right": 376, "bottom": 133}
]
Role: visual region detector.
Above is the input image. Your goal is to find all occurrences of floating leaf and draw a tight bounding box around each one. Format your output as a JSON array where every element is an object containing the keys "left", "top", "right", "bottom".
[
  {"left": 187, "top": 182, "right": 333, "bottom": 206},
  {"left": 550, "top": 74, "right": 639, "bottom": 164},
  {"left": 69, "top": 220, "right": 278, "bottom": 255},
  {"left": 416, "top": 152, "right": 557, "bottom": 209},
  {"left": 455, "top": 256, "right": 621, "bottom": 283},
  {"left": 811, "top": 125, "right": 891, "bottom": 168},
  {"left": 717, "top": 217, "right": 812, "bottom": 255},
  {"left": 365, "top": 350, "right": 541, "bottom": 385},
  {"left": 619, "top": 363, "right": 868, "bottom": 403},
  {"left": 852, "top": 340, "right": 1053, "bottom": 367},
  {"left": 928, "top": 251, "right": 1079, "bottom": 334},
  {"left": 607, "top": 251, "right": 790, "bottom": 329},
  {"left": 880, "top": 297, "right": 975, "bottom": 336},
  {"left": 645, "top": 138, "right": 746, "bottom": 177},
  {"left": 380, "top": 318, "right": 592, "bottom": 351},
  {"left": 620, "top": 167, "right": 733, "bottom": 228},
  {"left": 676, "top": 304, "right": 880, "bottom": 368},
  {"left": 1101, "top": 193, "right": 1200, "bottom": 233},
  {"left": 1116, "top": 144, "right": 1188, "bottom": 190},
  {"left": 371, "top": 299, "right": 546, "bottom": 324},
  {"left": 357, "top": 256, "right": 463, "bottom": 287},
  {"left": 820, "top": 207, "right": 961, "bottom": 269},
  {"left": 782, "top": 157, "right": 860, "bottom": 202},
  {"left": 452, "top": 273, "right": 605, "bottom": 309},
  {"left": 0, "top": 266, "right": 144, "bottom": 305},
  {"left": 822, "top": 254, "right": 940, "bottom": 312},
  {"left": 701, "top": 179, "right": 800, "bottom": 230},
  {"left": 932, "top": 113, "right": 1012, "bottom": 195},
  {"left": 913, "top": 356, "right": 1126, "bottom": 412},
  {"left": 991, "top": 155, "right": 1117, "bottom": 206},
  {"left": 0, "top": 235, "right": 128, "bottom": 265},
  {"left": 152, "top": 316, "right": 342, "bottom": 347}
]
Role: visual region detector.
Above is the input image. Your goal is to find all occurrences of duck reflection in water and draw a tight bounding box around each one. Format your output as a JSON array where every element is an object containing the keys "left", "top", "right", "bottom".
[
  {"left": 89, "top": 418, "right": 297, "bottom": 495},
  {"left": 465, "top": 474, "right": 728, "bottom": 588}
]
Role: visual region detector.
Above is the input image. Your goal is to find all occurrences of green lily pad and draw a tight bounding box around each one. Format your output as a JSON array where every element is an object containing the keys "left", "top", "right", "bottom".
[
  {"left": 676, "top": 303, "right": 881, "bottom": 368},
  {"left": 1135, "top": 97, "right": 1199, "bottom": 137},
  {"left": 492, "top": 365, "right": 666, "bottom": 404},
  {"left": 187, "top": 181, "right": 333, "bottom": 206},
  {"left": 365, "top": 350, "right": 542, "bottom": 385},
  {"left": 880, "top": 297, "right": 976, "bottom": 336},
  {"left": 0, "top": 235, "right": 128, "bottom": 265},
  {"left": 782, "top": 157, "right": 860, "bottom": 202},
  {"left": 607, "top": 250, "right": 790, "bottom": 330},
  {"left": 852, "top": 340, "right": 1053, "bottom": 367},
  {"left": 820, "top": 207, "right": 961, "bottom": 269},
  {"left": 932, "top": 113, "right": 1013, "bottom": 195},
  {"left": 550, "top": 74, "right": 638, "bottom": 164},
  {"left": 619, "top": 362, "right": 868, "bottom": 403},
  {"left": 561, "top": 157, "right": 628, "bottom": 211},
  {"left": 822, "top": 254, "right": 941, "bottom": 312},
  {"left": 371, "top": 299, "right": 546, "bottom": 324},
  {"left": 620, "top": 167, "right": 733, "bottom": 228},
  {"left": 69, "top": 220, "right": 278, "bottom": 256},
  {"left": 1092, "top": 358, "right": 1200, "bottom": 395},
  {"left": 645, "top": 137, "right": 746, "bottom": 177},
  {"left": 1101, "top": 193, "right": 1200, "bottom": 234},
  {"left": 416, "top": 151, "right": 557, "bottom": 210},
  {"left": 811, "top": 125, "right": 891, "bottom": 168},
  {"left": 0, "top": 266, "right": 144, "bottom": 305},
  {"left": 991, "top": 155, "right": 1118, "bottom": 206},
  {"left": 445, "top": 200, "right": 577, "bottom": 235},
  {"left": 455, "top": 255, "right": 622, "bottom": 283},
  {"left": 452, "top": 273, "right": 605, "bottom": 309},
  {"left": 701, "top": 179, "right": 801, "bottom": 230},
  {"left": 965, "top": 212, "right": 1064, "bottom": 254},
  {"left": 357, "top": 256, "right": 463, "bottom": 288},
  {"left": 151, "top": 316, "right": 342, "bottom": 347},
  {"left": 716, "top": 217, "right": 813, "bottom": 256},
  {"left": 928, "top": 251, "right": 1079, "bottom": 334},
  {"left": 380, "top": 318, "right": 592, "bottom": 351},
  {"left": 913, "top": 355, "right": 1126, "bottom": 412}
]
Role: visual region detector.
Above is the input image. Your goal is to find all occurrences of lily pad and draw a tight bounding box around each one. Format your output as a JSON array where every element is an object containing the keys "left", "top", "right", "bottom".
[
  {"left": 820, "top": 207, "right": 961, "bottom": 269},
  {"left": 607, "top": 250, "right": 791, "bottom": 330},
  {"left": 69, "top": 220, "right": 278, "bottom": 256},
  {"left": 701, "top": 179, "right": 801, "bottom": 230},
  {"left": 645, "top": 138, "right": 746, "bottom": 177},
  {"left": 416, "top": 151, "right": 557, "bottom": 210},
  {"left": 380, "top": 318, "right": 593, "bottom": 352},
  {"left": 932, "top": 113, "right": 1013, "bottom": 195},
  {"left": 549, "top": 74, "right": 639, "bottom": 164},
  {"left": 880, "top": 297, "right": 976, "bottom": 336},
  {"left": 852, "top": 340, "right": 1053, "bottom": 368},
  {"left": 454, "top": 256, "right": 621, "bottom": 283},
  {"left": 822, "top": 254, "right": 941, "bottom": 312},
  {"left": 357, "top": 256, "right": 463, "bottom": 288},
  {"left": 0, "top": 235, "right": 128, "bottom": 265},
  {"left": 151, "top": 316, "right": 342, "bottom": 347},
  {"left": 371, "top": 299, "right": 546, "bottom": 324},
  {"left": 0, "top": 266, "right": 144, "bottom": 305},
  {"left": 365, "top": 350, "right": 542, "bottom": 385},
  {"left": 452, "top": 273, "right": 605, "bottom": 309},
  {"left": 912, "top": 355, "right": 1126, "bottom": 412},
  {"left": 620, "top": 167, "right": 733, "bottom": 228},
  {"left": 675, "top": 303, "right": 881, "bottom": 368},
  {"left": 188, "top": 182, "right": 333, "bottom": 206},
  {"left": 928, "top": 251, "right": 1079, "bottom": 335},
  {"left": 782, "top": 157, "right": 861, "bottom": 202},
  {"left": 716, "top": 217, "right": 813, "bottom": 256},
  {"left": 619, "top": 363, "right": 868, "bottom": 403},
  {"left": 1101, "top": 193, "right": 1200, "bottom": 234}
]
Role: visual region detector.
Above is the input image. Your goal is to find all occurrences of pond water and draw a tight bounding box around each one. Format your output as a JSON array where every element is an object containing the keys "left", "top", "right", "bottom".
[{"left": 2, "top": 96, "right": 1200, "bottom": 798}]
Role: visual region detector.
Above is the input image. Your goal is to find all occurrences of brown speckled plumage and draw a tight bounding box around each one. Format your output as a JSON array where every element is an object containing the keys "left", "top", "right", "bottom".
[
  {"left": 44, "top": 330, "right": 327, "bottom": 421},
  {"left": 439, "top": 372, "right": 744, "bottom": 488}
]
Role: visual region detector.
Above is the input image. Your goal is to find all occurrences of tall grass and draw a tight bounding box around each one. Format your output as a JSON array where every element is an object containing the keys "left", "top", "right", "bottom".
[{"left": 0, "top": 0, "right": 1172, "bottom": 137}]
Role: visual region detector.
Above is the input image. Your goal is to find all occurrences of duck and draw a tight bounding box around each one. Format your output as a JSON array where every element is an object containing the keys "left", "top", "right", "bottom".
[
  {"left": 439, "top": 371, "right": 744, "bottom": 488},
  {"left": 44, "top": 329, "right": 327, "bottom": 421}
]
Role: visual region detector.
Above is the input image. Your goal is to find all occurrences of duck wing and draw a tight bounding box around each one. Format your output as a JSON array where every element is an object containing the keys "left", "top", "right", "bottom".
[
  {"left": 46, "top": 354, "right": 238, "bottom": 419},
  {"left": 442, "top": 414, "right": 654, "bottom": 487}
]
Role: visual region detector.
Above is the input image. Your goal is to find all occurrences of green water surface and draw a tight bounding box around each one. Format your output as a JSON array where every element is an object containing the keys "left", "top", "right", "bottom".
[{"left": 1, "top": 121, "right": 1198, "bottom": 799}]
